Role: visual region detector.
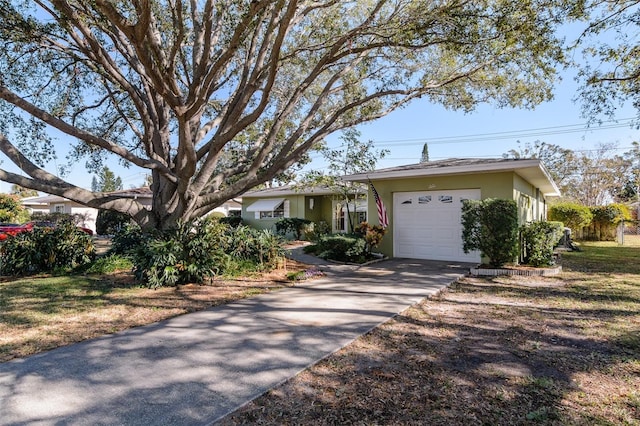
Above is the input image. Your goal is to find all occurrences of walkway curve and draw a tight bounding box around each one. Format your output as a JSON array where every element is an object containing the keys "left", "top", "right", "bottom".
[{"left": 0, "top": 257, "right": 472, "bottom": 425}]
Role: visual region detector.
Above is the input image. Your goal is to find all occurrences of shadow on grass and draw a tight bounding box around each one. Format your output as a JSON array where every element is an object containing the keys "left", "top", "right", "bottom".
[{"left": 221, "top": 275, "right": 640, "bottom": 425}]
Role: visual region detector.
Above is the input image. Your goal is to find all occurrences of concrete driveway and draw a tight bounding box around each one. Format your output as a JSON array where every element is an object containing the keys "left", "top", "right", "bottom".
[{"left": 0, "top": 258, "right": 471, "bottom": 425}]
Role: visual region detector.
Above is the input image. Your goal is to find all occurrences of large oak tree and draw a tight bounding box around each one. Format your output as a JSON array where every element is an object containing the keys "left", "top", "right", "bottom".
[{"left": 0, "top": 0, "right": 578, "bottom": 230}]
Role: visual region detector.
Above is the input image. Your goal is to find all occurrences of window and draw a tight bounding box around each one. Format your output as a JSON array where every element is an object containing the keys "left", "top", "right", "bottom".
[
  {"left": 333, "top": 201, "right": 367, "bottom": 232},
  {"left": 54, "top": 204, "right": 65, "bottom": 213},
  {"left": 259, "top": 202, "right": 285, "bottom": 219},
  {"left": 246, "top": 198, "right": 289, "bottom": 220}
]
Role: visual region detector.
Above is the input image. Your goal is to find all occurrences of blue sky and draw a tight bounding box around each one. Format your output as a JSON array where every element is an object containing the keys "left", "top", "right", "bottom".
[{"left": 315, "top": 72, "right": 638, "bottom": 171}]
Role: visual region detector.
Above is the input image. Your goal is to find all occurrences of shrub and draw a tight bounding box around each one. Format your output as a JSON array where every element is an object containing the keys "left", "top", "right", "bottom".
[
  {"left": 132, "top": 218, "right": 229, "bottom": 288},
  {"left": 130, "top": 221, "right": 285, "bottom": 288},
  {"left": 520, "top": 221, "right": 564, "bottom": 267},
  {"left": 0, "top": 222, "right": 95, "bottom": 275},
  {"left": 462, "top": 199, "right": 519, "bottom": 267},
  {"left": 110, "top": 223, "right": 148, "bottom": 256},
  {"left": 583, "top": 203, "right": 632, "bottom": 241},
  {"left": 219, "top": 216, "right": 243, "bottom": 228},
  {"left": 223, "top": 225, "right": 284, "bottom": 267},
  {"left": 275, "top": 218, "right": 312, "bottom": 240},
  {"left": 590, "top": 203, "right": 631, "bottom": 225},
  {"left": 354, "top": 221, "right": 386, "bottom": 254},
  {"left": 315, "top": 234, "right": 367, "bottom": 263},
  {"left": 0, "top": 194, "right": 30, "bottom": 223},
  {"left": 304, "top": 220, "right": 331, "bottom": 242},
  {"left": 96, "top": 210, "right": 132, "bottom": 235},
  {"left": 548, "top": 202, "right": 593, "bottom": 234}
]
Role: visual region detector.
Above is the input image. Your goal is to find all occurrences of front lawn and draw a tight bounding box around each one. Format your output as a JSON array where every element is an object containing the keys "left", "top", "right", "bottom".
[
  {"left": 221, "top": 241, "right": 640, "bottom": 425},
  {"left": 0, "top": 260, "right": 307, "bottom": 362}
]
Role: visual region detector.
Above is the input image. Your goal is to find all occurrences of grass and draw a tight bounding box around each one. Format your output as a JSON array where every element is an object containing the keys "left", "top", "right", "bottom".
[
  {"left": 0, "top": 259, "right": 307, "bottom": 362},
  {"left": 2, "top": 241, "right": 639, "bottom": 424},
  {"left": 220, "top": 241, "right": 640, "bottom": 425}
]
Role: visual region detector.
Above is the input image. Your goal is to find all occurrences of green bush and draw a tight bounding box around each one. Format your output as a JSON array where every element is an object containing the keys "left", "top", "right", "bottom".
[
  {"left": 110, "top": 223, "right": 148, "bottom": 256},
  {"left": 462, "top": 199, "right": 519, "bottom": 267},
  {"left": 223, "top": 225, "right": 285, "bottom": 267},
  {"left": 129, "top": 221, "right": 285, "bottom": 288},
  {"left": 0, "top": 193, "right": 30, "bottom": 223},
  {"left": 219, "top": 216, "right": 243, "bottom": 228},
  {"left": 304, "top": 220, "right": 331, "bottom": 242},
  {"left": 548, "top": 202, "right": 593, "bottom": 234},
  {"left": 0, "top": 222, "right": 95, "bottom": 275},
  {"left": 96, "top": 210, "right": 132, "bottom": 235},
  {"left": 520, "top": 221, "right": 564, "bottom": 267},
  {"left": 132, "top": 218, "right": 229, "bottom": 288},
  {"left": 275, "top": 218, "right": 312, "bottom": 240},
  {"left": 315, "top": 234, "right": 367, "bottom": 263},
  {"left": 590, "top": 204, "right": 631, "bottom": 225}
]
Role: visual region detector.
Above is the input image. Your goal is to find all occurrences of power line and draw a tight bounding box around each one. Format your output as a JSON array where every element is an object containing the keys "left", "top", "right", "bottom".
[{"left": 367, "top": 117, "right": 638, "bottom": 147}]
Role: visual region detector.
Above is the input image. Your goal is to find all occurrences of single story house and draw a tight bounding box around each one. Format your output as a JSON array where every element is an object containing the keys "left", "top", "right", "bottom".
[
  {"left": 21, "top": 188, "right": 241, "bottom": 234},
  {"left": 241, "top": 185, "right": 367, "bottom": 234},
  {"left": 21, "top": 195, "right": 100, "bottom": 233},
  {"left": 343, "top": 158, "right": 561, "bottom": 263}
]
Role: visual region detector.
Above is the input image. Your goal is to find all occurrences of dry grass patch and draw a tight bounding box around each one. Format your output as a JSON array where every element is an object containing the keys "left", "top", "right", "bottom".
[
  {"left": 0, "top": 259, "right": 309, "bottom": 362},
  {"left": 221, "top": 243, "right": 640, "bottom": 425}
]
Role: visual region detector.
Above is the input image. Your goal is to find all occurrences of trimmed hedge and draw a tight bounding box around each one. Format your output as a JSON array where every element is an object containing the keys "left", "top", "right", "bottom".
[
  {"left": 462, "top": 198, "right": 519, "bottom": 267},
  {"left": 548, "top": 202, "right": 592, "bottom": 234},
  {"left": 314, "top": 234, "right": 367, "bottom": 263},
  {"left": 520, "top": 221, "right": 564, "bottom": 267}
]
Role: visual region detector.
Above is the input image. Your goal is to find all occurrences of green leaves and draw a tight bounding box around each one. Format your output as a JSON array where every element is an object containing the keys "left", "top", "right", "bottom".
[{"left": 462, "top": 198, "right": 519, "bottom": 267}]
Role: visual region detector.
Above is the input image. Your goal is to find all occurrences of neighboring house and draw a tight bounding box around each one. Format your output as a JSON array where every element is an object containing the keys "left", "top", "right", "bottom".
[
  {"left": 21, "top": 188, "right": 241, "bottom": 234},
  {"left": 241, "top": 185, "right": 367, "bottom": 233},
  {"left": 21, "top": 195, "right": 99, "bottom": 233},
  {"left": 343, "top": 158, "right": 561, "bottom": 263}
]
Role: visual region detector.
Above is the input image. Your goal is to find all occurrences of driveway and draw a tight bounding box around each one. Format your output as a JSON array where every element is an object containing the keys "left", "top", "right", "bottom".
[{"left": 0, "top": 258, "right": 471, "bottom": 425}]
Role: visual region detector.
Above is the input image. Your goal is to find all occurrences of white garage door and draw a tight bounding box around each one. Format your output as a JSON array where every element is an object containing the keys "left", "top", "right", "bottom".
[{"left": 393, "top": 189, "right": 481, "bottom": 263}]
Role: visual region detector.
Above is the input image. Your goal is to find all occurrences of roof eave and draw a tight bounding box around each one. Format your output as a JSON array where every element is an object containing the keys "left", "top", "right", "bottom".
[{"left": 344, "top": 159, "right": 561, "bottom": 198}]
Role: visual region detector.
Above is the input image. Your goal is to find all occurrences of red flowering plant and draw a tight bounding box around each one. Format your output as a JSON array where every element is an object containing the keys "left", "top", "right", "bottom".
[{"left": 354, "top": 221, "right": 386, "bottom": 256}]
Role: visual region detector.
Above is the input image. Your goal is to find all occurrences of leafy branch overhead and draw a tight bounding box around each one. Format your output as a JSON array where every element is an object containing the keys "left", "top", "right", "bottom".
[{"left": 0, "top": 1, "right": 579, "bottom": 230}]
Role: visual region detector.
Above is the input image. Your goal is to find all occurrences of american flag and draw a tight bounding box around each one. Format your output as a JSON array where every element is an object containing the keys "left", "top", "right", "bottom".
[{"left": 369, "top": 180, "right": 389, "bottom": 229}]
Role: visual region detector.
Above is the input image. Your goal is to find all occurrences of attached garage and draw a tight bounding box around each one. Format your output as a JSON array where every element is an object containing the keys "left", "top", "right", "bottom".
[
  {"left": 393, "top": 189, "right": 481, "bottom": 262},
  {"left": 343, "top": 158, "right": 562, "bottom": 264}
]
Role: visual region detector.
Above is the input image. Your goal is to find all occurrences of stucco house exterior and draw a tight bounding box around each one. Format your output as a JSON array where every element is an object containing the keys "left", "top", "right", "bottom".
[
  {"left": 241, "top": 185, "right": 367, "bottom": 234},
  {"left": 21, "top": 195, "right": 100, "bottom": 233},
  {"left": 343, "top": 158, "right": 560, "bottom": 263}
]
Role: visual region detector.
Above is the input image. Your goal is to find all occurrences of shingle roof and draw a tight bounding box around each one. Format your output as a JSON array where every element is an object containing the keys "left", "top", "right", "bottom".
[{"left": 343, "top": 158, "right": 560, "bottom": 196}]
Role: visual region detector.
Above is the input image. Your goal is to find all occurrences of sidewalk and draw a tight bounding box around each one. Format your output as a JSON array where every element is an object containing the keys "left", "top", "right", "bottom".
[{"left": 0, "top": 256, "right": 471, "bottom": 426}]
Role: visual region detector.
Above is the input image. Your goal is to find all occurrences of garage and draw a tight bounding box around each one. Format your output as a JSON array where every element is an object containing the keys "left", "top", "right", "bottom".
[{"left": 393, "top": 189, "right": 481, "bottom": 262}]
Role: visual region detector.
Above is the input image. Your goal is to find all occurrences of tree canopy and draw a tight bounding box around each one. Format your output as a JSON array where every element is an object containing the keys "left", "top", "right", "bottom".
[
  {"left": 0, "top": 0, "right": 579, "bottom": 230},
  {"left": 576, "top": 1, "right": 640, "bottom": 120},
  {"left": 91, "top": 166, "right": 123, "bottom": 193}
]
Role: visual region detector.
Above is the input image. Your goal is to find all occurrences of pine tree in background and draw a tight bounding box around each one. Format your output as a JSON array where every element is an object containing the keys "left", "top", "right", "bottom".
[
  {"left": 91, "top": 167, "right": 123, "bottom": 192},
  {"left": 421, "top": 144, "right": 430, "bottom": 163}
]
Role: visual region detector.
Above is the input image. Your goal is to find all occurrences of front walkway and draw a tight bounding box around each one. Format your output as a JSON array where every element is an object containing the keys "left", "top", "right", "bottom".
[{"left": 0, "top": 257, "right": 471, "bottom": 426}]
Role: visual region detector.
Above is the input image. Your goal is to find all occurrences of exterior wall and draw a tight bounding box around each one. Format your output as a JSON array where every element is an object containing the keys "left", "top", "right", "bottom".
[
  {"left": 513, "top": 173, "right": 549, "bottom": 223},
  {"left": 368, "top": 172, "right": 519, "bottom": 258},
  {"left": 304, "top": 195, "right": 333, "bottom": 225},
  {"left": 49, "top": 202, "right": 98, "bottom": 234},
  {"left": 242, "top": 194, "right": 335, "bottom": 233},
  {"left": 242, "top": 195, "right": 299, "bottom": 231}
]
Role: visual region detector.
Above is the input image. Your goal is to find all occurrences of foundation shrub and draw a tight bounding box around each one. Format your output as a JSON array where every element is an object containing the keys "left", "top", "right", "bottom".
[
  {"left": 520, "top": 221, "right": 564, "bottom": 267},
  {"left": 462, "top": 198, "right": 519, "bottom": 267}
]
